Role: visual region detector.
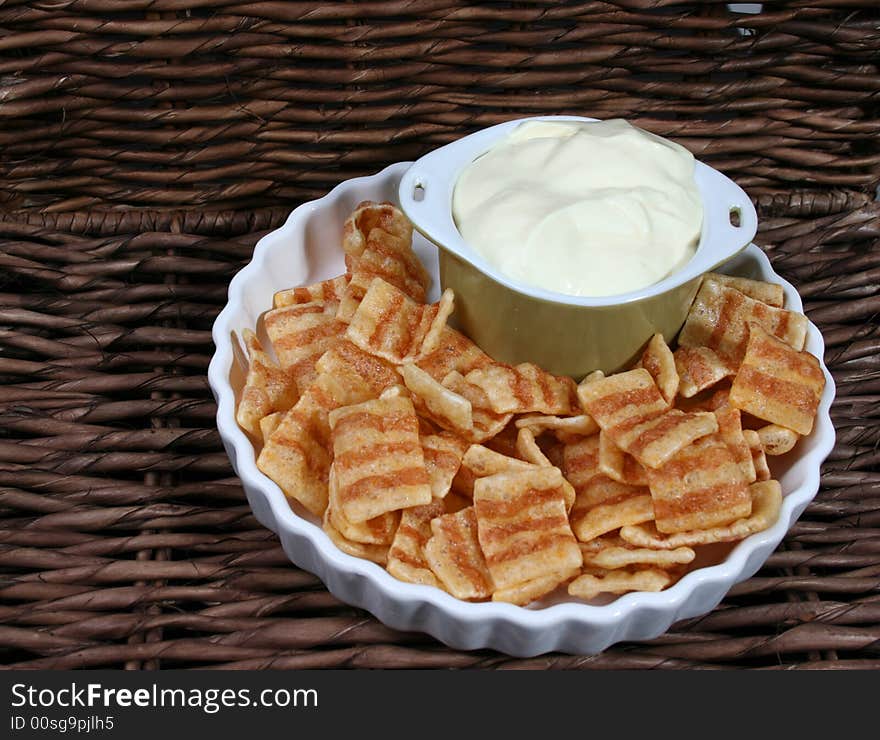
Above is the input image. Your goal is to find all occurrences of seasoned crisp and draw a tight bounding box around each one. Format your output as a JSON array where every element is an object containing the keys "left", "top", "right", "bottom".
[
  {"left": 415, "top": 326, "right": 493, "bottom": 381},
  {"left": 342, "top": 200, "right": 414, "bottom": 265},
  {"left": 756, "top": 423, "right": 799, "bottom": 456},
  {"left": 329, "top": 395, "right": 432, "bottom": 522},
  {"left": 493, "top": 568, "right": 580, "bottom": 606},
  {"left": 578, "top": 368, "right": 718, "bottom": 469},
  {"left": 464, "top": 362, "right": 578, "bottom": 415},
  {"left": 402, "top": 363, "right": 472, "bottom": 433},
  {"left": 569, "top": 476, "right": 655, "bottom": 543},
  {"left": 323, "top": 507, "right": 389, "bottom": 565},
  {"left": 729, "top": 323, "right": 825, "bottom": 435},
  {"left": 598, "top": 430, "right": 648, "bottom": 487},
  {"left": 578, "top": 534, "right": 695, "bottom": 570},
  {"left": 678, "top": 280, "right": 807, "bottom": 365},
  {"left": 674, "top": 345, "right": 734, "bottom": 398},
  {"left": 387, "top": 499, "right": 446, "bottom": 588},
  {"left": 424, "top": 507, "right": 494, "bottom": 600},
  {"left": 647, "top": 430, "right": 752, "bottom": 534},
  {"left": 257, "top": 391, "right": 332, "bottom": 516},
  {"left": 328, "top": 466, "right": 401, "bottom": 545},
  {"left": 639, "top": 333, "right": 679, "bottom": 404},
  {"left": 744, "top": 429, "right": 771, "bottom": 482},
  {"left": 515, "top": 413, "right": 598, "bottom": 438},
  {"left": 714, "top": 405, "right": 757, "bottom": 484},
  {"left": 310, "top": 339, "right": 402, "bottom": 412},
  {"left": 515, "top": 427, "right": 576, "bottom": 509},
  {"left": 346, "top": 278, "right": 453, "bottom": 364},
  {"left": 620, "top": 480, "right": 782, "bottom": 548},
  {"left": 441, "top": 371, "right": 513, "bottom": 443},
  {"left": 703, "top": 273, "right": 785, "bottom": 308},
  {"left": 263, "top": 302, "right": 346, "bottom": 393},
  {"left": 473, "top": 467, "right": 582, "bottom": 591},
  {"left": 258, "top": 411, "right": 285, "bottom": 443},
  {"left": 568, "top": 567, "right": 674, "bottom": 600},
  {"left": 421, "top": 433, "right": 468, "bottom": 499},
  {"left": 274, "top": 275, "right": 348, "bottom": 309},
  {"left": 236, "top": 329, "right": 300, "bottom": 439}
]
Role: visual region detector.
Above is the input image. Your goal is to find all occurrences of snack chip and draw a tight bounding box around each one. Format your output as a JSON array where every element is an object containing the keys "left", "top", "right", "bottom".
[
  {"left": 473, "top": 467, "right": 582, "bottom": 592},
  {"left": 386, "top": 499, "right": 446, "bottom": 588},
  {"left": 236, "top": 329, "right": 299, "bottom": 439},
  {"left": 514, "top": 413, "right": 598, "bottom": 438},
  {"left": 729, "top": 323, "right": 825, "bottom": 436},
  {"left": 598, "top": 430, "right": 648, "bottom": 487},
  {"left": 263, "top": 302, "right": 346, "bottom": 393},
  {"left": 620, "top": 479, "right": 782, "bottom": 548},
  {"left": 257, "top": 393, "right": 331, "bottom": 516},
  {"left": 714, "top": 405, "right": 757, "bottom": 484},
  {"left": 464, "top": 362, "right": 578, "bottom": 415},
  {"left": 323, "top": 507, "right": 389, "bottom": 565},
  {"left": 441, "top": 371, "right": 513, "bottom": 443},
  {"left": 756, "top": 423, "right": 799, "bottom": 456},
  {"left": 421, "top": 433, "right": 468, "bottom": 499},
  {"left": 493, "top": 568, "right": 580, "bottom": 606},
  {"left": 674, "top": 346, "right": 734, "bottom": 398},
  {"left": 568, "top": 567, "right": 673, "bottom": 600},
  {"left": 258, "top": 411, "right": 285, "bottom": 442},
  {"left": 311, "top": 339, "right": 401, "bottom": 412},
  {"left": 402, "top": 363, "right": 472, "bottom": 433},
  {"left": 424, "top": 507, "right": 494, "bottom": 600},
  {"left": 328, "top": 466, "right": 401, "bottom": 545},
  {"left": 744, "top": 429, "right": 771, "bottom": 482},
  {"left": 579, "top": 368, "right": 718, "bottom": 469},
  {"left": 639, "top": 333, "right": 679, "bottom": 404},
  {"left": 703, "top": 273, "right": 785, "bottom": 308},
  {"left": 329, "top": 395, "right": 432, "bottom": 522},
  {"left": 647, "top": 429, "right": 753, "bottom": 534},
  {"left": 678, "top": 280, "right": 807, "bottom": 365},
  {"left": 569, "top": 476, "right": 655, "bottom": 542},
  {"left": 578, "top": 534, "right": 695, "bottom": 570},
  {"left": 273, "top": 275, "right": 348, "bottom": 309},
  {"left": 346, "top": 278, "right": 453, "bottom": 364},
  {"left": 515, "top": 427, "right": 576, "bottom": 509},
  {"left": 415, "top": 326, "right": 493, "bottom": 381},
  {"left": 342, "top": 200, "right": 414, "bottom": 265}
]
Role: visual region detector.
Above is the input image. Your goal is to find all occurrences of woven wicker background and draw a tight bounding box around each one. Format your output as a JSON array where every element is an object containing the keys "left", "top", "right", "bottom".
[{"left": 1, "top": 1, "right": 879, "bottom": 669}]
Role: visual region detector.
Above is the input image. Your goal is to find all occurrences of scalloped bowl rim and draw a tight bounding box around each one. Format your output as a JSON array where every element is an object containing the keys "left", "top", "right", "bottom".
[{"left": 208, "top": 161, "right": 836, "bottom": 655}]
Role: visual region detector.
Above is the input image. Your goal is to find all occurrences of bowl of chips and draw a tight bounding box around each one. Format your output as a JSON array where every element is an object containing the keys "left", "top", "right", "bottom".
[
  {"left": 397, "top": 115, "right": 759, "bottom": 377},
  {"left": 209, "top": 161, "right": 835, "bottom": 656}
]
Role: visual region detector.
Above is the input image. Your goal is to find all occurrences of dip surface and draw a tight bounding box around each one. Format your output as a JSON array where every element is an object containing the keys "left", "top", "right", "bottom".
[{"left": 451, "top": 119, "right": 703, "bottom": 298}]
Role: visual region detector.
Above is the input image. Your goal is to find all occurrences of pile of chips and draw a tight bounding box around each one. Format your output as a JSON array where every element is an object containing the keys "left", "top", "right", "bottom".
[{"left": 235, "top": 201, "right": 825, "bottom": 605}]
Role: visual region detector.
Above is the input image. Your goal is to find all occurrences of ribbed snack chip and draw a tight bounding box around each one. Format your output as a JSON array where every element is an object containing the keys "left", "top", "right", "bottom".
[
  {"left": 674, "top": 345, "right": 734, "bottom": 398},
  {"left": 702, "top": 273, "right": 785, "bottom": 307},
  {"left": 464, "top": 362, "right": 579, "bottom": 415},
  {"left": 424, "top": 507, "right": 494, "bottom": 601},
  {"left": 273, "top": 275, "right": 349, "bottom": 309},
  {"left": 578, "top": 535, "right": 695, "bottom": 569},
  {"left": 387, "top": 499, "right": 447, "bottom": 588},
  {"left": 235, "top": 329, "right": 299, "bottom": 439},
  {"left": 568, "top": 567, "right": 673, "bottom": 600},
  {"left": 639, "top": 333, "right": 679, "bottom": 404}
]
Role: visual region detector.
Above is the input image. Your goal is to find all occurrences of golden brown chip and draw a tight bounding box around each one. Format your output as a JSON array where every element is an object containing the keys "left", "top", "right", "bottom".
[
  {"left": 464, "top": 362, "right": 578, "bottom": 415},
  {"left": 492, "top": 568, "right": 580, "bottom": 605},
  {"left": 346, "top": 278, "right": 453, "bottom": 364},
  {"left": 328, "top": 466, "right": 401, "bottom": 545},
  {"left": 598, "top": 430, "right": 648, "bottom": 486},
  {"left": 578, "top": 368, "right": 718, "bottom": 469},
  {"left": 678, "top": 280, "right": 807, "bottom": 365},
  {"left": 402, "top": 363, "right": 472, "bottom": 433},
  {"left": 473, "top": 467, "right": 582, "bottom": 591},
  {"left": 729, "top": 323, "right": 825, "bottom": 435},
  {"left": 674, "top": 346, "right": 734, "bottom": 398},
  {"left": 639, "top": 333, "right": 679, "bottom": 404},
  {"left": 578, "top": 534, "right": 695, "bottom": 570},
  {"left": 258, "top": 411, "right": 285, "bottom": 443},
  {"left": 620, "top": 479, "right": 782, "bottom": 548},
  {"left": 703, "top": 273, "right": 784, "bottom": 308},
  {"left": 424, "top": 507, "right": 494, "bottom": 600},
  {"left": 329, "top": 395, "right": 432, "bottom": 522},
  {"left": 744, "top": 429, "right": 771, "bottom": 482},
  {"left": 569, "top": 476, "right": 655, "bottom": 542},
  {"left": 441, "top": 371, "right": 513, "bottom": 443},
  {"left": 236, "top": 329, "right": 300, "bottom": 439},
  {"left": 263, "top": 302, "right": 346, "bottom": 393},
  {"left": 311, "top": 339, "right": 402, "bottom": 411},
  {"left": 562, "top": 433, "right": 601, "bottom": 491},
  {"left": 257, "top": 393, "right": 331, "bottom": 517},
  {"left": 714, "top": 405, "right": 757, "bottom": 484},
  {"left": 515, "top": 413, "right": 599, "bottom": 438},
  {"left": 323, "top": 507, "right": 389, "bottom": 565},
  {"left": 647, "top": 429, "right": 752, "bottom": 534},
  {"left": 515, "top": 427, "right": 576, "bottom": 510},
  {"left": 421, "top": 433, "right": 468, "bottom": 499},
  {"left": 342, "top": 200, "right": 414, "bottom": 265},
  {"left": 568, "top": 567, "right": 674, "bottom": 600},
  {"left": 414, "top": 326, "right": 493, "bottom": 381},
  {"left": 756, "top": 423, "right": 799, "bottom": 456},
  {"left": 273, "top": 275, "right": 348, "bottom": 309},
  {"left": 386, "top": 499, "right": 446, "bottom": 588}
]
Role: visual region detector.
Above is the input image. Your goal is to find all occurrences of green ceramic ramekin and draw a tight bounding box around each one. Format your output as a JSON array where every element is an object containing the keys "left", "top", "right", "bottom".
[{"left": 398, "top": 116, "right": 757, "bottom": 378}]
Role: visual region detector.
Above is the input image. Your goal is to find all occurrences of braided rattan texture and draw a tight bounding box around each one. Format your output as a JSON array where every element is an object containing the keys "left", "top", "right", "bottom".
[{"left": 1, "top": 1, "right": 879, "bottom": 669}]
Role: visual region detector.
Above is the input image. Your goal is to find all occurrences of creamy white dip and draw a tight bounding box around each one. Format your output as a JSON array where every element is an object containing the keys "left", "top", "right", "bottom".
[{"left": 451, "top": 119, "right": 703, "bottom": 297}]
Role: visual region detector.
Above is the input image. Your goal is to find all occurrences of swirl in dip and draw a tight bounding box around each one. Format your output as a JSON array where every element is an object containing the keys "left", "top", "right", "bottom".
[{"left": 451, "top": 119, "right": 703, "bottom": 298}]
